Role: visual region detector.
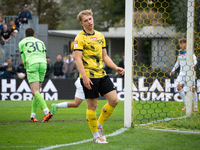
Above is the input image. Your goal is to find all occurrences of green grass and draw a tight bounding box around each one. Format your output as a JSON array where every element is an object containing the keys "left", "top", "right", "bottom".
[
  {"left": 0, "top": 100, "right": 200, "bottom": 150},
  {"left": 133, "top": 100, "right": 200, "bottom": 130}
]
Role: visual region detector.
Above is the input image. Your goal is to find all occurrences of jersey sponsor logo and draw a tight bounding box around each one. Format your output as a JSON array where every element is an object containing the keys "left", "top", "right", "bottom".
[
  {"left": 90, "top": 37, "right": 97, "bottom": 41},
  {"left": 74, "top": 40, "right": 78, "bottom": 47}
]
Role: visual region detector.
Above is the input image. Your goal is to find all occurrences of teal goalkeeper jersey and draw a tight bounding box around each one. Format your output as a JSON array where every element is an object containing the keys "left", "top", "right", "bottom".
[{"left": 18, "top": 36, "right": 47, "bottom": 69}]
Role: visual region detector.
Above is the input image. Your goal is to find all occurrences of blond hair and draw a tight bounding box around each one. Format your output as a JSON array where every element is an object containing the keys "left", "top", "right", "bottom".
[{"left": 77, "top": 9, "right": 93, "bottom": 22}]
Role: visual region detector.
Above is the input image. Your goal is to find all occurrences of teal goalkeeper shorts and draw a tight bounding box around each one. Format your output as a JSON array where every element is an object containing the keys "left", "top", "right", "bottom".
[{"left": 26, "top": 63, "right": 47, "bottom": 83}]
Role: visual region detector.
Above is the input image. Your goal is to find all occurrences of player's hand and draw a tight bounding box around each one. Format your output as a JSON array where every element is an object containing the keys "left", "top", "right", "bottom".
[
  {"left": 83, "top": 76, "right": 93, "bottom": 90},
  {"left": 169, "top": 71, "right": 173, "bottom": 76},
  {"left": 115, "top": 67, "right": 124, "bottom": 76}
]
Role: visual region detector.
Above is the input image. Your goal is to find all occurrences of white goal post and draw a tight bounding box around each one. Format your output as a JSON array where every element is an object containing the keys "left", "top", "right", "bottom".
[
  {"left": 185, "top": 0, "right": 195, "bottom": 116},
  {"left": 124, "top": 0, "right": 133, "bottom": 128}
]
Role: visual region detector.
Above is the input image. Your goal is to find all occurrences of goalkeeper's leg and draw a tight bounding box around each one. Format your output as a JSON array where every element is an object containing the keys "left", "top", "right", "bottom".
[{"left": 30, "top": 96, "right": 38, "bottom": 122}]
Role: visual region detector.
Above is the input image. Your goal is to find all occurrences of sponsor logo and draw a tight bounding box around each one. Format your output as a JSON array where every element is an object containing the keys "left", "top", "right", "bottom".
[
  {"left": 74, "top": 40, "right": 78, "bottom": 47},
  {"left": 90, "top": 37, "right": 97, "bottom": 41},
  {"left": 110, "top": 78, "right": 200, "bottom": 102},
  {"left": 1, "top": 79, "right": 58, "bottom": 101}
]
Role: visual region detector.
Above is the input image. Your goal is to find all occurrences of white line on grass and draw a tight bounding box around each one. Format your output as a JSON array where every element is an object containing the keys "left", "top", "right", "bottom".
[
  {"left": 138, "top": 115, "right": 187, "bottom": 126},
  {"left": 149, "top": 128, "right": 200, "bottom": 134},
  {"left": 138, "top": 115, "right": 200, "bottom": 134},
  {"left": 37, "top": 128, "right": 128, "bottom": 150}
]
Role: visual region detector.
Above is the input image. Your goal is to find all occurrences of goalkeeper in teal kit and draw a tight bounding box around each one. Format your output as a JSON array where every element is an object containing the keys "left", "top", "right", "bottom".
[{"left": 19, "top": 28, "right": 53, "bottom": 122}]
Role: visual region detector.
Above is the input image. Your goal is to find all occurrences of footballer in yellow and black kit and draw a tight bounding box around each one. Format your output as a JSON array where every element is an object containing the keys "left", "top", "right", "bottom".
[{"left": 74, "top": 29, "right": 107, "bottom": 78}]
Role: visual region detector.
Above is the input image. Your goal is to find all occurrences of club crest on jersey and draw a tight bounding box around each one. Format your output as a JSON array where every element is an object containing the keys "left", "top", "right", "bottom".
[
  {"left": 74, "top": 40, "right": 78, "bottom": 47},
  {"left": 90, "top": 37, "right": 97, "bottom": 41}
]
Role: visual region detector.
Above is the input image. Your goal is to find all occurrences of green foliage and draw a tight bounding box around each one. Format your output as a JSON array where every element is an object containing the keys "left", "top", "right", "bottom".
[
  {"left": 57, "top": 0, "right": 125, "bottom": 31},
  {"left": 113, "top": 54, "right": 121, "bottom": 67},
  {"left": 165, "top": 0, "right": 200, "bottom": 33},
  {"left": 0, "top": 0, "right": 61, "bottom": 30},
  {"left": 168, "top": 0, "right": 187, "bottom": 33},
  {"left": 0, "top": 0, "right": 26, "bottom": 15},
  {"left": 31, "top": 0, "right": 61, "bottom": 30}
]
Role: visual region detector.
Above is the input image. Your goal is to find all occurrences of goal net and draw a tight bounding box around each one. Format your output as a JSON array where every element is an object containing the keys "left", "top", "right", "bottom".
[{"left": 125, "top": 0, "right": 200, "bottom": 131}]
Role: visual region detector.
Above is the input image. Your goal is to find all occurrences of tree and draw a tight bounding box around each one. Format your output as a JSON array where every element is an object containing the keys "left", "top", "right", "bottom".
[
  {"left": 31, "top": 0, "right": 61, "bottom": 30},
  {"left": 0, "top": 0, "right": 61, "bottom": 30},
  {"left": 0, "top": 0, "right": 27, "bottom": 15},
  {"left": 100, "top": 0, "right": 125, "bottom": 28},
  {"left": 57, "top": 0, "right": 125, "bottom": 31}
]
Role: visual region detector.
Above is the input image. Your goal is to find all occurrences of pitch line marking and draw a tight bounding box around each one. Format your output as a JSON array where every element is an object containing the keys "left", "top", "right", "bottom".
[
  {"left": 37, "top": 128, "right": 128, "bottom": 150},
  {"left": 138, "top": 115, "right": 187, "bottom": 126},
  {"left": 149, "top": 128, "right": 200, "bottom": 134},
  {"left": 138, "top": 115, "right": 200, "bottom": 134}
]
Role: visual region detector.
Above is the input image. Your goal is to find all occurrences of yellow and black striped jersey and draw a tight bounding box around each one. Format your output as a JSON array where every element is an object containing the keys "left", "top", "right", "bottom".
[{"left": 74, "top": 30, "right": 107, "bottom": 78}]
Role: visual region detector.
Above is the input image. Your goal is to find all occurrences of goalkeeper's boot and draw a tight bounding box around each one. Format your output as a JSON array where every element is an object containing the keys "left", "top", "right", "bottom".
[
  {"left": 93, "top": 137, "right": 108, "bottom": 143},
  {"left": 181, "top": 107, "right": 186, "bottom": 111},
  {"left": 98, "top": 128, "right": 106, "bottom": 141},
  {"left": 194, "top": 107, "right": 198, "bottom": 112},
  {"left": 51, "top": 103, "right": 57, "bottom": 115},
  {"left": 42, "top": 112, "right": 53, "bottom": 122},
  {"left": 30, "top": 117, "right": 37, "bottom": 122}
]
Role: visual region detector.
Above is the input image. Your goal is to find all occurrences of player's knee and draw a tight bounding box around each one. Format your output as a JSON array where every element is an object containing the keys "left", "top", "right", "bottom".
[
  {"left": 114, "top": 99, "right": 119, "bottom": 106},
  {"left": 109, "top": 98, "right": 118, "bottom": 107},
  {"left": 88, "top": 103, "right": 97, "bottom": 111}
]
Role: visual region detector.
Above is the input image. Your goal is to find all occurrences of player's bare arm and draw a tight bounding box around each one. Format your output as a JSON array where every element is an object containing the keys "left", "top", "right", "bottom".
[
  {"left": 102, "top": 48, "right": 124, "bottom": 75},
  {"left": 75, "top": 50, "right": 93, "bottom": 90},
  {"left": 169, "top": 71, "right": 173, "bottom": 76}
]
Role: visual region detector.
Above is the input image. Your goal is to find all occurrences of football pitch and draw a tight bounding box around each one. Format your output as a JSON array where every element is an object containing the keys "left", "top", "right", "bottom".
[{"left": 0, "top": 100, "right": 200, "bottom": 150}]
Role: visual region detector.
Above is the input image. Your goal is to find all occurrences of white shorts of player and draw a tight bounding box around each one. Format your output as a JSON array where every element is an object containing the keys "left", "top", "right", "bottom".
[
  {"left": 176, "top": 73, "right": 195, "bottom": 88},
  {"left": 74, "top": 77, "right": 85, "bottom": 100}
]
